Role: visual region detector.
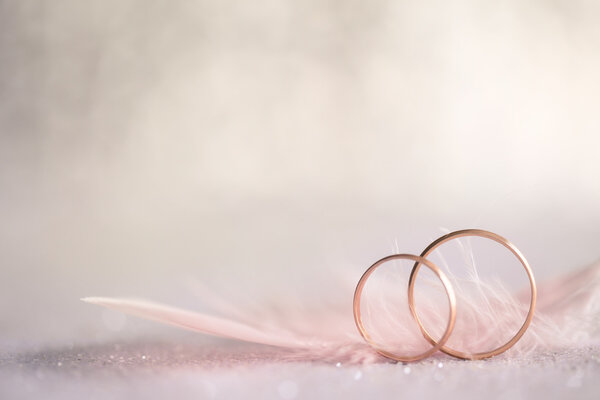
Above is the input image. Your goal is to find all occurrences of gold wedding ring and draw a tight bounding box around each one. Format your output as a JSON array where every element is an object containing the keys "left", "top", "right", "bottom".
[{"left": 353, "top": 254, "right": 457, "bottom": 362}]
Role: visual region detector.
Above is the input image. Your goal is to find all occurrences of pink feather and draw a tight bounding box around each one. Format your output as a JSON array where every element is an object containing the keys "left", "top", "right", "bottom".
[{"left": 83, "top": 254, "right": 600, "bottom": 363}]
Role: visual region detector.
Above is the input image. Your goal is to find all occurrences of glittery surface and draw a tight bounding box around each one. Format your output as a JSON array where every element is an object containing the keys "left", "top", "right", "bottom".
[{"left": 1, "top": 341, "right": 599, "bottom": 400}]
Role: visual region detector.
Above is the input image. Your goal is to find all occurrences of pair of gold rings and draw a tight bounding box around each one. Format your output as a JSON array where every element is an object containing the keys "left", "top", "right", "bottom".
[{"left": 353, "top": 229, "right": 537, "bottom": 362}]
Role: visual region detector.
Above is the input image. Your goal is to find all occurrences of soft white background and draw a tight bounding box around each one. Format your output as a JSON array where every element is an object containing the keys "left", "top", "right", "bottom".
[{"left": 1, "top": 0, "right": 599, "bottom": 359}]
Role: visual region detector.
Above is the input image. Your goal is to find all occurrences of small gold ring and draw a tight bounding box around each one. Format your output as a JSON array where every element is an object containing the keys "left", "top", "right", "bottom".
[
  {"left": 353, "top": 254, "right": 457, "bottom": 362},
  {"left": 408, "top": 229, "right": 537, "bottom": 360}
]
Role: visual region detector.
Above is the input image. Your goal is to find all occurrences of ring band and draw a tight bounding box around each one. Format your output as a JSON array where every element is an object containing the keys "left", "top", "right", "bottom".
[
  {"left": 353, "top": 254, "right": 457, "bottom": 362},
  {"left": 407, "top": 229, "right": 537, "bottom": 360}
]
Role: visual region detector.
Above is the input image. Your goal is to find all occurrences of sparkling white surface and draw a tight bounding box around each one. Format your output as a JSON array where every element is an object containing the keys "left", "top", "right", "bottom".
[{"left": 1, "top": 341, "right": 599, "bottom": 400}]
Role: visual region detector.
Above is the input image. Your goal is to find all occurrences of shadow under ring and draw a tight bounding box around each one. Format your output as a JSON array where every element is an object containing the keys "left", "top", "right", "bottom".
[
  {"left": 353, "top": 254, "right": 457, "bottom": 362},
  {"left": 408, "top": 229, "right": 537, "bottom": 360}
]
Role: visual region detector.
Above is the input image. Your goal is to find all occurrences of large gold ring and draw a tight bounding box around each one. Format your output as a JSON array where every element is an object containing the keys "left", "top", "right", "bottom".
[{"left": 408, "top": 229, "right": 537, "bottom": 360}]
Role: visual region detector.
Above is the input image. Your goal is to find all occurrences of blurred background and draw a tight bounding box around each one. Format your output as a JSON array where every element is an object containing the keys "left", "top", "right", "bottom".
[{"left": 1, "top": 0, "right": 599, "bottom": 349}]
